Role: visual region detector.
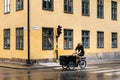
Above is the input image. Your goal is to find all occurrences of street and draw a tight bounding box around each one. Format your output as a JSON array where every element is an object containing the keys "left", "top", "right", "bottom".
[{"left": 0, "top": 62, "right": 120, "bottom": 80}]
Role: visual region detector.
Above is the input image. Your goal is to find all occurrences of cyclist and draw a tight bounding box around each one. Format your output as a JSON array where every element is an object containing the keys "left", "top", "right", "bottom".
[{"left": 74, "top": 43, "right": 85, "bottom": 64}]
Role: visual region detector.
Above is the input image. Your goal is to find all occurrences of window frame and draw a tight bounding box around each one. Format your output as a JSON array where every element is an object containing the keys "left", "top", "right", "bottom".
[
  {"left": 97, "top": 0, "right": 104, "bottom": 18},
  {"left": 4, "top": 0, "right": 10, "bottom": 14},
  {"left": 4, "top": 29, "right": 10, "bottom": 49},
  {"left": 112, "top": 32, "right": 117, "bottom": 48},
  {"left": 64, "top": 29, "right": 73, "bottom": 50},
  {"left": 16, "top": 0, "right": 23, "bottom": 11},
  {"left": 82, "top": 0, "right": 90, "bottom": 16},
  {"left": 42, "top": 27, "right": 54, "bottom": 50},
  {"left": 97, "top": 31, "right": 104, "bottom": 48},
  {"left": 16, "top": 27, "right": 24, "bottom": 50},
  {"left": 111, "top": 1, "right": 117, "bottom": 20},
  {"left": 82, "top": 30, "right": 90, "bottom": 48},
  {"left": 64, "top": 0, "right": 73, "bottom": 14},
  {"left": 42, "top": 0, "right": 54, "bottom": 11}
]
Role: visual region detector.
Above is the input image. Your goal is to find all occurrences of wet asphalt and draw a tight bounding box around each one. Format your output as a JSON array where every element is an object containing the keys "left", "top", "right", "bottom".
[{"left": 0, "top": 62, "right": 120, "bottom": 80}]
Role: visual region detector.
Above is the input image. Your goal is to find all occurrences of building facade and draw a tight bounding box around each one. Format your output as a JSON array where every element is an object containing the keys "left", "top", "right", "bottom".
[{"left": 0, "top": 0, "right": 120, "bottom": 62}]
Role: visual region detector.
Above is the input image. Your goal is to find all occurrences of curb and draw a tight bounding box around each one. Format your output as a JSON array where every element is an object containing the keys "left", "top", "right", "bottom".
[
  {"left": 0, "top": 65, "right": 58, "bottom": 70},
  {"left": 0, "top": 60, "right": 120, "bottom": 69},
  {"left": 87, "top": 60, "right": 120, "bottom": 65}
]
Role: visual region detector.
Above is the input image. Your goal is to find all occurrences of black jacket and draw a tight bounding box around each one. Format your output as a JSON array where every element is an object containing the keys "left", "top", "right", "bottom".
[{"left": 75, "top": 45, "right": 84, "bottom": 54}]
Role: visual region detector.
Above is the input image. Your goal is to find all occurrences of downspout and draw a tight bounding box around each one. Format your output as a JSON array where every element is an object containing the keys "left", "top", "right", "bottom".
[{"left": 27, "top": 0, "right": 30, "bottom": 64}]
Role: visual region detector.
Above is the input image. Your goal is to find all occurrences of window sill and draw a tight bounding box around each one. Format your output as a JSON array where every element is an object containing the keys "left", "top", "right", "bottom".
[
  {"left": 4, "top": 12, "right": 10, "bottom": 15},
  {"left": 42, "top": 8, "right": 54, "bottom": 11},
  {"left": 64, "top": 11, "right": 73, "bottom": 14},
  {"left": 112, "top": 47, "right": 117, "bottom": 48},
  {"left": 42, "top": 49, "right": 54, "bottom": 50},
  {"left": 16, "top": 9, "right": 24, "bottom": 11},
  {"left": 84, "top": 47, "right": 90, "bottom": 49},
  {"left": 64, "top": 48, "right": 73, "bottom": 50},
  {"left": 4, "top": 48, "right": 10, "bottom": 50},
  {"left": 97, "top": 16, "right": 104, "bottom": 19},
  {"left": 82, "top": 14, "right": 90, "bottom": 16},
  {"left": 16, "top": 48, "right": 24, "bottom": 50},
  {"left": 112, "top": 19, "right": 117, "bottom": 21},
  {"left": 97, "top": 47, "right": 104, "bottom": 48}
]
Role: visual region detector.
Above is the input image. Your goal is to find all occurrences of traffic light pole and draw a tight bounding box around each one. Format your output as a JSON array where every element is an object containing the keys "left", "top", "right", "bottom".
[
  {"left": 56, "top": 25, "right": 62, "bottom": 61},
  {"left": 56, "top": 36, "right": 58, "bottom": 61}
]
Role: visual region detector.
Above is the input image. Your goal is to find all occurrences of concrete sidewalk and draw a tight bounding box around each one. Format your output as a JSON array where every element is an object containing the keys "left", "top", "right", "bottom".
[
  {"left": 0, "top": 59, "right": 120, "bottom": 69},
  {"left": 0, "top": 61, "right": 62, "bottom": 69}
]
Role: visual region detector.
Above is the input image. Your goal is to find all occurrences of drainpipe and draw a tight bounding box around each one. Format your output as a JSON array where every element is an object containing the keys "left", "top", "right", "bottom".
[{"left": 27, "top": 0, "right": 30, "bottom": 64}]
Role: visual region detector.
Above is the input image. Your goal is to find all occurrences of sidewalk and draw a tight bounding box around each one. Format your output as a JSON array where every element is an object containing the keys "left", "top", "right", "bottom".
[
  {"left": 0, "top": 61, "right": 62, "bottom": 69},
  {"left": 0, "top": 59, "right": 120, "bottom": 69},
  {"left": 0, "top": 62, "right": 43, "bottom": 69}
]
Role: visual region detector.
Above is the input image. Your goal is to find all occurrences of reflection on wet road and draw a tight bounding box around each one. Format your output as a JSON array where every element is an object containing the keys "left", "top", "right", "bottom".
[{"left": 0, "top": 63, "right": 120, "bottom": 80}]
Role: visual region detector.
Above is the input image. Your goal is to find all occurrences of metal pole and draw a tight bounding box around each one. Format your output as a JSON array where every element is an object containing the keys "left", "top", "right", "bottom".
[
  {"left": 27, "top": 0, "right": 30, "bottom": 64},
  {"left": 56, "top": 36, "right": 58, "bottom": 61}
]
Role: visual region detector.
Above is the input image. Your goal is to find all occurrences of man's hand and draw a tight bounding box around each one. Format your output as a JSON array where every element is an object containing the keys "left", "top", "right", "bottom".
[
  {"left": 74, "top": 51, "right": 77, "bottom": 53},
  {"left": 73, "top": 51, "right": 77, "bottom": 55}
]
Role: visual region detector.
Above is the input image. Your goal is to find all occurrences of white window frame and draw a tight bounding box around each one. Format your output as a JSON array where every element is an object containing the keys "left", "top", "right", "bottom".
[{"left": 4, "top": 0, "right": 10, "bottom": 13}]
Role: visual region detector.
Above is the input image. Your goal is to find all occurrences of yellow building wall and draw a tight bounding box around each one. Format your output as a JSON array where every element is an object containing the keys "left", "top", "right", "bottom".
[
  {"left": 0, "top": 0, "right": 120, "bottom": 60},
  {"left": 0, "top": 0, "right": 28, "bottom": 59},
  {"left": 29, "top": 0, "right": 120, "bottom": 60}
]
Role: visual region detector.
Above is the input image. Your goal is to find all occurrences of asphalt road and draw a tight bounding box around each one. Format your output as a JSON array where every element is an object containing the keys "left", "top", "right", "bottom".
[{"left": 0, "top": 63, "right": 120, "bottom": 80}]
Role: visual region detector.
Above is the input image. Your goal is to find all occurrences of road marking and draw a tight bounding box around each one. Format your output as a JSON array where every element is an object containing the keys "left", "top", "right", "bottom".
[
  {"left": 54, "top": 66, "right": 98, "bottom": 69},
  {"left": 54, "top": 67, "right": 62, "bottom": 69},
  {"left": 91, "top": 69, "right": 120, "bottom": 74},
  {"left": 39, "top": 63, "right": 60, "bottom": 67},
  {"left": 86, "top": 68, "right": 110, "bottom": 72},
  {"left": 86, "top": 66, "right": 98, "bottom": 69},
  {"left": 54, "top": 66, "right": 101, "bottom": 71},
  {"left": 104, "top": 72, "right": 120, "bottom": 76}
]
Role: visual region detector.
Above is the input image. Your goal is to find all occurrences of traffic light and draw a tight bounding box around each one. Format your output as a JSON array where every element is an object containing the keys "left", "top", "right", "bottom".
[{"left": 57, "top": 25, "right": 62, "bottom": 37}]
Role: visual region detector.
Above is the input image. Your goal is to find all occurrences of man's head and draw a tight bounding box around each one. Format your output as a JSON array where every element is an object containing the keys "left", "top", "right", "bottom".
[{"left": 77, "top": 43, "right": 81, "bottom": 46}]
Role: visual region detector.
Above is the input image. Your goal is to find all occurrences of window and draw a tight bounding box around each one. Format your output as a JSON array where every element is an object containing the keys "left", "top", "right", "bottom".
[
  {"left": 112, "top": 32, "right": 117, "bottom": 48},
  {"left": 4, "top": 29, "right": 10, "bottom": 49},
  {"left": 16, "top": 0, "right": 23, "bottom": 10},
  {"left": 16, "top": 28, "right": 24, "bottom": 50},
  {"left": 64, "top": 0, "right": 73, "bottom": 13},
  {"left": 4, "top": 0, "right": 10, "bottom": 13},
  {"left": 64, "top": 29, "right": 73, "bottom": 49},
  {"left": 97, "top": 0, "right": 104, "bottom": 18},
  {"left": 42, "top": 0, "right": 53, "bottom": 11},
  {"left": 112, "top": 1, "right": 117, "bottom": 20},
  {"left": 97, "top": 31, "right": 104, "bottom": 48},
  {"left": 82, "top": 0, "right": 89, "bottom": 16},
  {"left": 42, "top": 28, "right": 53, "bottom": 50},
  {"left": 82, "top": 30, "right": 90, "bottom": 48}
]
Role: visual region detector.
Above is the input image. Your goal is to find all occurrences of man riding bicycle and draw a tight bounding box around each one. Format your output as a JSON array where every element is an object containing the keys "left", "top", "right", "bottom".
[{"left": 74, "top": 43, "right": 85, "bottom": 64}]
